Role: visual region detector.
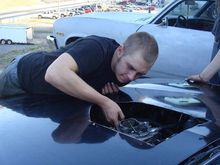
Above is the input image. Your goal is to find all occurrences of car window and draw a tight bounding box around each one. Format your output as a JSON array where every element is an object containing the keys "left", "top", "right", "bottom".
[
  {"left": 166, "top": 0, "right": 207, "bottom": 18},
  {"left": 200, "top": 3, "right": 217, "bottom": 20},
  {"left": 156, "top": 0, "right": 215, "bottom": 31}
]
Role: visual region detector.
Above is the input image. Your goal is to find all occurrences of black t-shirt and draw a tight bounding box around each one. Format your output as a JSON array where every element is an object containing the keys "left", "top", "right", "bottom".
[{"left": 17, "top": 36, "right": 125, "bottom": 95}]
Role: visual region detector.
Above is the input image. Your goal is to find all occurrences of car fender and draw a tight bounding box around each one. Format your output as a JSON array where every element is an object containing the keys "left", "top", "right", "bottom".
[
  {"left": 138, "top": 24, "right": 213, "bottom": 77},
  {"left": 53, "top": 14, "right": 145, "bottom": 47}
]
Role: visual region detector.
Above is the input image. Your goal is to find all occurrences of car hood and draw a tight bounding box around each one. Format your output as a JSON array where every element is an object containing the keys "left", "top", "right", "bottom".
[
  {"left": 76, "top": 12, "right": 154, "bottom": 24},
  {"left": 120, "top": 78, "right": 220, "bottom": 120},
  {"left": 0, "top": 78, "right": 220, "bottom": 164}
]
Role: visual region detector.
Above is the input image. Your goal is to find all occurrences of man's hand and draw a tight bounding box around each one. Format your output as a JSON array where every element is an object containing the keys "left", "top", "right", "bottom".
[
  {"left": 101, "top": 83, "right": 123, "bottom": 126},
  {"left": 102, "top": 82, "right": 119, "bottom": 95},
  {"left": 100, "top": 98, "right": 125, "bottom": 126},
  {"left": 187, "top": 74, "right": 208, "bottom": 83}
]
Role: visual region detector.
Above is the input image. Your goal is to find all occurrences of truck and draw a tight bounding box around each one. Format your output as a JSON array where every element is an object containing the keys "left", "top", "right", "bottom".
[{"left": 0, "top": 24, "right": 33, "bottom": 44}]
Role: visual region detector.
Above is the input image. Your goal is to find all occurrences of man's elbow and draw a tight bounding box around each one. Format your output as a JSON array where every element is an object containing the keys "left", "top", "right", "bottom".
[{"left": 45, "top": 66, "right": 55, "bottom": 84}]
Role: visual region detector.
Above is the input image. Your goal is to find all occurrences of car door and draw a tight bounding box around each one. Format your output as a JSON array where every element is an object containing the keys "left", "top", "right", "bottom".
[
  {"left": 138, "top": 0, "right": 215, "bottom": 78},
  {"left": 138, "top": 24, "right": 213, "bottom": 78}
]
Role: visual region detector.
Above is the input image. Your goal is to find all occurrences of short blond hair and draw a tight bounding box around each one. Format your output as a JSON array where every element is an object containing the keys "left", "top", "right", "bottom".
[{"left": 123, "top": 32, "right": 159, "bottom": 65}]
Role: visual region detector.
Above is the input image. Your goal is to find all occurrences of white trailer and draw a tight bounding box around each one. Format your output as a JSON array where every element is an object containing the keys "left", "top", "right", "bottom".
[{"left": 0, "top": 24, "right": 33, "bottom": 44}]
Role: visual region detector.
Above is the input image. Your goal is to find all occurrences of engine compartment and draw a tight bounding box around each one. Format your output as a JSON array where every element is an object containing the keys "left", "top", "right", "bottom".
[{"left": 90, "top": 102, "right": 206, "bottom": 147}]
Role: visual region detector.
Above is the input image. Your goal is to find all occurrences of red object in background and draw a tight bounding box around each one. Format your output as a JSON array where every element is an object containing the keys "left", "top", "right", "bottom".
[{"left": 84, "top": 7, "right": 92, "bottom": 13}]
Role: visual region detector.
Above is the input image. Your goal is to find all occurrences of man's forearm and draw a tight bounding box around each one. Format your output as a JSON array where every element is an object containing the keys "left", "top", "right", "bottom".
[
  {"left": 201, "top": 50, "right": 220, "bottom": 81},
  {"left": 45, "top": 65, "right": 110, "bottom": 107},
  {"left": 44, "top": 52, "right": 111, "bottom": 106},
  {"left": 44, "top": 52, "right": 124, "bottom": 126}
]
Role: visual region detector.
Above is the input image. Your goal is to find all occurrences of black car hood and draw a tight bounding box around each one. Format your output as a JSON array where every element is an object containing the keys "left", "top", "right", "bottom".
[
  {"left": 0, "top": 78, "right": 220, "bottom": 165},
  {"left": 120, "top": 78, "right": 220, "bottom": 121}
]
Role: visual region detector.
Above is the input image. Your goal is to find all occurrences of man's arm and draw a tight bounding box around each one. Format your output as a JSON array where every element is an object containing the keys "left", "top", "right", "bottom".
[
  {"left": 45, "top": 53, "right": 124, "bottom": 126},
  {"left": 187, "top": 50, "right": 220, "bottom": 83},
  {"left": 200, "top": 49, "right": 220, "bottom": 81}
]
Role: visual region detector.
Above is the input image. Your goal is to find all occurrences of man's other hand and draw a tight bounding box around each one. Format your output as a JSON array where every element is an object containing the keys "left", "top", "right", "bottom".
[{"left": 102, "top": 82, "right": 119, "bottom": 95}]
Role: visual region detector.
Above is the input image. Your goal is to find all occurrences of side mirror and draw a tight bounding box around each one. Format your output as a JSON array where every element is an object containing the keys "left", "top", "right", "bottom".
[{"left": 185, "top": 0, "right": 195, "bottom": 5}]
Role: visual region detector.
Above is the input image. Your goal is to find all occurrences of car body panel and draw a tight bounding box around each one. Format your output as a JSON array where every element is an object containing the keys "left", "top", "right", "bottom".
[
  {"left": 0, "top": 78, "right": 220, "bottom": 164},
  {"left": 75, "top": 11, "right": 154, "bottom": 23},
  {"left": 53, "top": 20, "right": 213, "bottom": 78},
  {"left": 137, "top": 25, "right": 213, "bottom": 78},
  {"left": 50, "top": 0, "right": 214, "bottom": 78},
  {"left": 53, "top": 15, "right": 143, "bottom": 47},
  {"left": 52, "top": 0, "right": 215, "bottom": 47}
]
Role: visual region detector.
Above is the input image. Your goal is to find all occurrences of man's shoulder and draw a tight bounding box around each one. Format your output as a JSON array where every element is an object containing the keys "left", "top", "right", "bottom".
[
  {"left": 86, "top": 35, "right": 113, "bottom": 41},
  {"left": 85, "top": 35, "right": 119, "bottom": 46}
]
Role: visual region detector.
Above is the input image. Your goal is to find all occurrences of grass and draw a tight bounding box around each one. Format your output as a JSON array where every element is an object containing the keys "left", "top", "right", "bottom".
[
  {"left": 9, "top": 17, "right": 55, "bottom": 28},
  {"left": 0, "top": 43, "right": 55, "bottom": 69},
  {"left": 2, "top": 17, "right": 55, "bottom": 28}
]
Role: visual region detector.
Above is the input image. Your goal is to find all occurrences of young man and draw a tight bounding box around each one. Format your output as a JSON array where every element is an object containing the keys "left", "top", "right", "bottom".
[{"left": 0, "top": 32, "right": 158, "bottom": 126}]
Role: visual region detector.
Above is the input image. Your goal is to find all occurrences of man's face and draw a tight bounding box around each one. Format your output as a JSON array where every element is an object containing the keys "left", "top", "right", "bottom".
[{"left": 113, "top": 50, "right": 151, "bottom": 83}]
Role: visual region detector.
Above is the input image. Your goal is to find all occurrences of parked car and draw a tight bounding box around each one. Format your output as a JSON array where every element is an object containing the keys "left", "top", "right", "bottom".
[
  {"left": 38, "top": 10, "right": 59, "bottom": 19},
  {"left": 38, "top": 9, "right": 68, "bottom": 19},
  {"left": 84, "top": 7, "right": 93, "bottom": 13},
  {"left": 74, "top": 7, "right": 85, "bottom": 15},
  {"left": 0, "top": 77, "right": 220, "bottom": 164},
  {"left": 48, "top": 0, "right": 215, "bottom": 79}
]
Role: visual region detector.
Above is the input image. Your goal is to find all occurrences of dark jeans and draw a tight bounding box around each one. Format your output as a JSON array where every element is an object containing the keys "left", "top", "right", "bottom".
[{"left": 0, "top": 55, "right": 26, "bottom": 97}]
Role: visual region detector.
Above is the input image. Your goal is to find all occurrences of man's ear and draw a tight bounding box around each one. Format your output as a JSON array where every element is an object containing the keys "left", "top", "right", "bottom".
[{"left": 117, "top": 45, "right": 124, "bottom": 58}]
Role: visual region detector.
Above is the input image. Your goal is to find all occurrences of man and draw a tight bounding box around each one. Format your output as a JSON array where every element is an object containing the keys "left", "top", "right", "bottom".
[
  {"left": 0, "top": 32, "right": 158, "bottom": 126},
  {"left": 187, "top": 0, "right": 220, "bottom": 84}
]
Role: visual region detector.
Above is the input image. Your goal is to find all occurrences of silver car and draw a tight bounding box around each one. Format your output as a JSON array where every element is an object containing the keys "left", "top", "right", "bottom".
[{"left": 49, "top": 0, "right": 215, "bottom": 78}]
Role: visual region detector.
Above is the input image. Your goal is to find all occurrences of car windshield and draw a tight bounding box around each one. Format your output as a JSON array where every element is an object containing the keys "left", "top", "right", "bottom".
[{"left": 165, "top": 0, "right": 216, "bottom": 20}]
